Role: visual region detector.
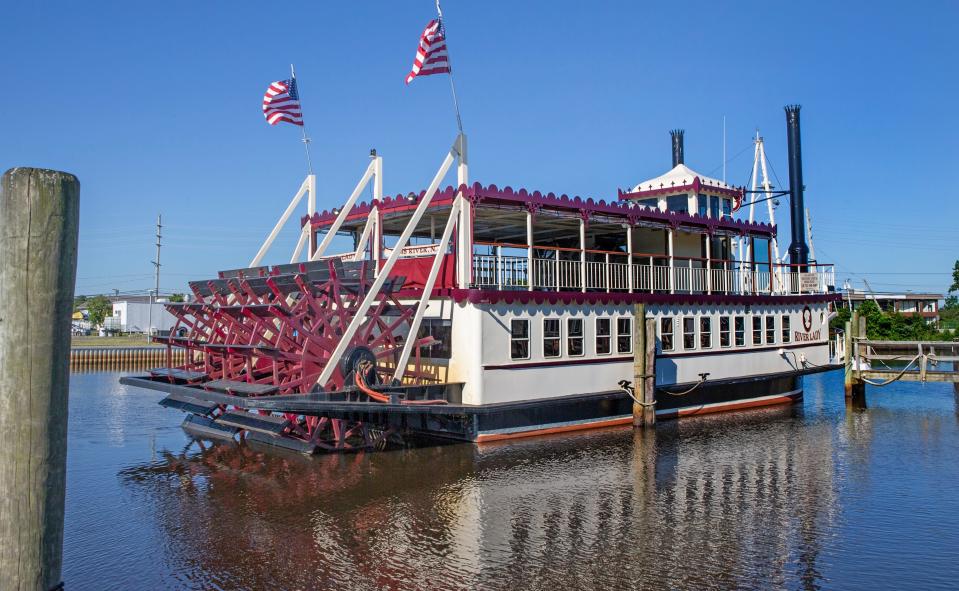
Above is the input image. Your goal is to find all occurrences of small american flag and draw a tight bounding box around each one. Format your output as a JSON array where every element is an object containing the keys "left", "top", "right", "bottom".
[
  {"left": 262, "top": 78, "right": 304, "bottom": 126},
  {"left": 406, "top": 19, "right": 450, "bottom": 84}
]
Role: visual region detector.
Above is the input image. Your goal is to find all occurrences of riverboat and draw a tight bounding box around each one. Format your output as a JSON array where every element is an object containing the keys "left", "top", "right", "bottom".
[{"left": 122, "top": 106, "right": 840, "bottom": 452}]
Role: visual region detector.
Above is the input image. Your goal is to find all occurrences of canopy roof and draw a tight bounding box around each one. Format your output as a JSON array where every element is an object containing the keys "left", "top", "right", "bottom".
[{"left": 631, "top": 164, "right": 733, "bottom": 193}]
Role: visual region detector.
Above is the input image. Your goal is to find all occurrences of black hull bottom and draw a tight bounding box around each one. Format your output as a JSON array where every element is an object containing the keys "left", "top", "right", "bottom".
[
  {"left": 122, "top": 372, "right": 808, "bottom": 446},
  {"left": 472, "top": 374, "right": 802, "bottom": 442}
]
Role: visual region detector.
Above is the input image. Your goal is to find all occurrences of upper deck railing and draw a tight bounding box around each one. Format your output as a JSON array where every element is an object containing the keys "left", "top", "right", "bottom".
[{"left": 470, "top": 244, "right": 834, "bottom": 296}]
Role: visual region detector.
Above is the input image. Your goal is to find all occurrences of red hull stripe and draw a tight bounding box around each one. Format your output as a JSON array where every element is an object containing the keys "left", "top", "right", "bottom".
[{"left": 475, "top": 391, "right": 801, "bottom": 443}]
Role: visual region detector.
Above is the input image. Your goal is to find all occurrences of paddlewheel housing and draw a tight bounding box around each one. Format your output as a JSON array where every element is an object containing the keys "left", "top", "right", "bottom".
[{"left": 149, "top": 258, "right": 444, "bottom": 452}]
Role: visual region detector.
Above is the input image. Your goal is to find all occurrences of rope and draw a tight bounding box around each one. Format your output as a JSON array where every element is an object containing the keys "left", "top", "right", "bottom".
[
  {"left": 660, "top": 373, "right": 709, "bottom": 397},
  {"left": 618, "top": 381, "right": 655, "bottom": 407},
  {"left": 617, "top": 373, "right": 709, "bottom": 406},
  {"left": 859, "top": 353, "right": 923, "bottom": 387}
]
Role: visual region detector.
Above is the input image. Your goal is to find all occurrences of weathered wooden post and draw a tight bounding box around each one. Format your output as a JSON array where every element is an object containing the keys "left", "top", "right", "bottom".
[
  {"left": 643, "top": 317, "right": 657, "bottom": 427},
  {"left": 632, "top": 304, "right": 657, "bottom": 428},
  {"left": 843, "top": 313, "right": 856, "bottom": 397},
  {"left": 0, "top": 168, "right": 80, "bottom": 591}
]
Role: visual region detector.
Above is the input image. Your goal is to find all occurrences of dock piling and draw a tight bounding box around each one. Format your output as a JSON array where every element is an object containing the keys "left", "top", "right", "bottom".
[
  {"left": 844, "top": 316, "right": 855, "bottom": 397},
  {"left": 0, "top": 168, "right": 79, "bottom": 591},
  {"left": 632, "top": 305, "right": 657, "bottom": 428}
]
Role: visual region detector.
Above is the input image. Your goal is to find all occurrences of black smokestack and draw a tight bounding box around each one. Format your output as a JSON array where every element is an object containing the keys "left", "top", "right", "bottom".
[
  {"left": 670, "top": 129, "right": 684, "bottom": 168},
  {"left": 785, "top": 105, "right": 809, "bottom": 268}
]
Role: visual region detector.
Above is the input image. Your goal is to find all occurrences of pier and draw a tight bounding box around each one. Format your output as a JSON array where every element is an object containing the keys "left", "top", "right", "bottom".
[{"left": 843, "top": 311, "right": 959, "bottom": 405}]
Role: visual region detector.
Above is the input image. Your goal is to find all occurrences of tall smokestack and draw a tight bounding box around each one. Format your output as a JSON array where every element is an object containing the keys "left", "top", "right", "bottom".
[
  {"left": 785, "top": 105, "right": 809, "bottom": 268},
  {"left": 670, "top": 129, "right": 684, "bottom": 168}
]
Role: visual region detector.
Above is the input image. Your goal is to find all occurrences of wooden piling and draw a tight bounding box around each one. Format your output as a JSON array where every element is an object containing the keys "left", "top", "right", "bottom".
[
  {"left": 844, "top": 315, "right": 855, "bottom": 397},
  {"left": 0, "top": 168, "right": 79, "bottom": 591},
  {"left": 632, "top": 305, "right": 657, "bottom": 428},
  {"left": 643, "top": 318, "right": 656, "bottom": 428}
]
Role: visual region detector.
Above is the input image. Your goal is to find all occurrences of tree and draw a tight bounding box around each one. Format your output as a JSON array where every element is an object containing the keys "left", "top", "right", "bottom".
[
  {"left": 87, "top": 295, "right": 112, "bottom": 327},
  {"left": 951, "top": 260, "right": 959, "bottom": 293},
  {"left": 169, "top": 293, "right": 185, "bottom": 303},
  {"left": 830, "top": 306, "right": 851, "bottom": 331}
]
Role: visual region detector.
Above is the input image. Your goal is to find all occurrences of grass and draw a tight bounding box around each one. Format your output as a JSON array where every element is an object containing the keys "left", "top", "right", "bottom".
[{"left": 71, "top": 335, "right": 163, "bottom": 348}]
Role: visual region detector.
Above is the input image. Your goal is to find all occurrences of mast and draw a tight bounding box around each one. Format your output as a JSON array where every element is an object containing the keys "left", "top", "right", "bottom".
[
  {"left": 290, "top": 64, "right": 314, "bottom": 175},
  {"left": 435, "top": 0, "right": 464, "bottom": 133}
]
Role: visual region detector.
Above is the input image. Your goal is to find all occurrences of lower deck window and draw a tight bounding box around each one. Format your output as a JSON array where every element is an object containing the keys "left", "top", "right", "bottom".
[
  {"left": 720, "top": 316, "right": 730, "bottom": 348},
  {"left": 752, "top": 316, "right": 762, "bottom": 345},
  {"left": 544, "top": 318, "right": 561, "bottom": 358},
  {"left": 735, "top": 316, "right": 745, "bottom": 347},
  {"left": 782, "top": 315, "right": 792, "bottom": 343},
  {"left": 417, "top": 318, "right": 452, "bottom": 358},
  {"left": 617, "top": 318, "right": 632, "bottom": 353},
  {"left": 596, "top": 318, "right": 611, "bottom": 355},
  {"left": 765, "top": 315, "right": 775, "bottom": 344},
  {"left": 661, "top": 317, "right": 674, "bottom": 352},
  {"left": 700, "top": 317, "right": 712, "bottom": 349},
  {"left": 567, "top": 318, "right": 584, "bottom": 356},
  {"left": 510, "top": 319, "right": 529, "bottom": 360},
  {"left": 683, "top": 317, "right": 696, "bottom": 350}
]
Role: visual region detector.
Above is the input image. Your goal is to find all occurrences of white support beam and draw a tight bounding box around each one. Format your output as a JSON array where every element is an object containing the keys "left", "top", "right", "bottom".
[
  {"left": 579, "top": 218, "right": 586, "bottom": 293},
  {"left": 705, "top": 234, "right": 712, "bottom": 295},
  {"left": 315, "top": 137, "right": 461, "bottom": 389},
  {"left": 526, "top": 210, "right": 534, "bottom": 291},
  {"left": 372, "top": 155, "right": 383, "bottom": 274},
  {"left": 311, "top": 160, "right": 376, "bottom": 261},
  {"left": 290, "top": 227, "right": 309, "bottom": 263},
  {"left": 455, "top": 134, "right": 470, "bottom": 288},
  {"left": 250, "top": 176, "right": 310, "bottom": 267},
  {"left": 307, "top": 174, "right": 317, "bottom": 258},
  {"left": 392, "top": 198, "right": 462, "bottom": 383},
  {"left": 626, "top": 224, "right": 633, "bottom": 293},
  {"left": 352, "top": 215, "right": 375, "bottom": 261},
  {"left": 667, "top": 228, "right": 675, "bottom": 294}
]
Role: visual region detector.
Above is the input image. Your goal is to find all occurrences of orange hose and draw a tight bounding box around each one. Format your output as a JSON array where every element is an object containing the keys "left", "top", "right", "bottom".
[{"left": 354, "top": 370, "right": 447, "bottom": 405}]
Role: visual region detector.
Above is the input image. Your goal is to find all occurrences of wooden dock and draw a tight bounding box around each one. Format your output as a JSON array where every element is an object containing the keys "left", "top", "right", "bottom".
[{"left": 843, "top": 311, "right": 959, "bottom": 402}]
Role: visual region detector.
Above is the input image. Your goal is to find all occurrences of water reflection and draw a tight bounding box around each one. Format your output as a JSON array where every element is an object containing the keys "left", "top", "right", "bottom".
[{"left": 117, "top": 403, "right": 840, "bottom": 590}]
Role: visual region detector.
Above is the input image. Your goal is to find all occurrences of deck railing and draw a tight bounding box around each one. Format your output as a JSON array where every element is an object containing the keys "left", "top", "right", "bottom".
[{"left": 470, "top": 245, "right": 834, "bottom": 296}]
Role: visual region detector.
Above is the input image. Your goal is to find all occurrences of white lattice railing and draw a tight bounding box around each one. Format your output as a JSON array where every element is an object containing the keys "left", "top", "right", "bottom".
[{"left": 471, "top": 249, "right": 834, "bottom": 296}]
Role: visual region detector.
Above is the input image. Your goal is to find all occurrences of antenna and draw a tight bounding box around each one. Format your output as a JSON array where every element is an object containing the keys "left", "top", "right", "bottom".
[{"left": 722, "top": 115, "right": 726, "bottom": 184}]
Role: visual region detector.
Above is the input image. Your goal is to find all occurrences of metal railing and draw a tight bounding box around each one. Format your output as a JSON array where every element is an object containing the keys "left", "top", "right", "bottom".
[{"left": 470, "top": 245, "right": 834, "bottom": 296}]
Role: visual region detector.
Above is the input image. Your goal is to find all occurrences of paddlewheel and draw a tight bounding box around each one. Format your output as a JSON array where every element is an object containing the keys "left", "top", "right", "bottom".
[{"left": 151, "top": 258, "right": 442, "bottom": 452}]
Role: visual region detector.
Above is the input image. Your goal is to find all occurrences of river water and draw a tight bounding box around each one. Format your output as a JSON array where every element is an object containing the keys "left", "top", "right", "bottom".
[{"left": 62, "top": 371, "right": 959, "bottom": 590}]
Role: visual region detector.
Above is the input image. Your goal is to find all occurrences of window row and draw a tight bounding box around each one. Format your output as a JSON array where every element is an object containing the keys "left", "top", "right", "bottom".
[
  {"left": 509, "top": 313, "right": 796, "bottom": 360},
  {"left": 660, "top": 314, "right": 792, "bottom": 352},
  {"left": 510, "top": 317, "right": 633, "bottom": 360}
]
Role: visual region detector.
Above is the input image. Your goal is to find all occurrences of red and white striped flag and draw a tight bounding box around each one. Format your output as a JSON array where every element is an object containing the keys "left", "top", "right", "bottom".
[
  {"left": 405, "top": 19, "right": 450, "bottom": 84},
  {"left": 262, "top": 78, "right": 303, "bottom": 126}
]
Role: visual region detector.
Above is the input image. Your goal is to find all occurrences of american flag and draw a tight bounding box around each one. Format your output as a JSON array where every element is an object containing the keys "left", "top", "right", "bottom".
[
  {"left": 405, "top": 19, "right": 450, "bottom": 84},
  {"left": 262, "top": 78, "right": 304, "bottom": 126}
]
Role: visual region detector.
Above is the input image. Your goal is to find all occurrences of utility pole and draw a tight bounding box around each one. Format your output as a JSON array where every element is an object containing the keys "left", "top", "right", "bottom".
[{"left": 147, "top": 214, "right": 161, "bottom": 341}]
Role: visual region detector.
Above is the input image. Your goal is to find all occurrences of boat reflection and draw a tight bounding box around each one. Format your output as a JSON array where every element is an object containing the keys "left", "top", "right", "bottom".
[{"left": 119, "top": 403, "right": 839, "bottom": 590}]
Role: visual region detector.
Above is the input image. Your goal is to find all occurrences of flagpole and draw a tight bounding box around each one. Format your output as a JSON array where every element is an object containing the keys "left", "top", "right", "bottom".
[
  {"left": 436, "top": 0, "right": 464, "bottom": 134},
  {"left": 290, "top": 63, "right": 314, "bottom": 175}
]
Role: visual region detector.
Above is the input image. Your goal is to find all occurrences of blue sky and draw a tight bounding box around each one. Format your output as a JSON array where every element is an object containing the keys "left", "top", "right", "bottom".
[{"left": 2, "top": 1, "right": 956, "bottom": 296}]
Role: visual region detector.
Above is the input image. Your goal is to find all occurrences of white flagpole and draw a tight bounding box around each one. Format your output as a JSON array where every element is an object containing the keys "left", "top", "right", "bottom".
[
  {"left": 290, "top": 63, "right": 314, "bottom": 175},
  {"left": 436, "top": 0, "right": 464, "bottom": 133}
]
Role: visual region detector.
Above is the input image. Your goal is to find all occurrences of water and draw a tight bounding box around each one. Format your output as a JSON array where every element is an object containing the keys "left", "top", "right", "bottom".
[{"left": 63, "top": 372, "right": 959, "bottom": 590}]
